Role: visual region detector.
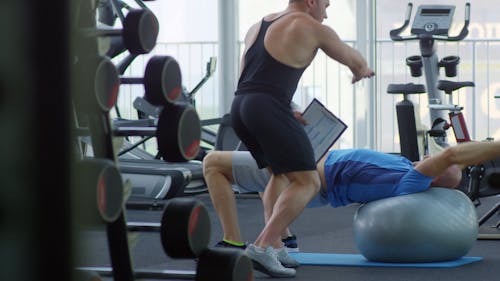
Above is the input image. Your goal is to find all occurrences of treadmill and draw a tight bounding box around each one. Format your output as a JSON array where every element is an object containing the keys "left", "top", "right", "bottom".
[
  {"left": 111, "top": 57, "right": 219, "bottom": 207},
  {"left": 117, "top": 138, "right": 207, "bottom": 198}
]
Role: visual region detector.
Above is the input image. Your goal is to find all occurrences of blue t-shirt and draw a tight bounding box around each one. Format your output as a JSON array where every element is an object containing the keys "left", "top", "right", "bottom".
[{"left": 312, "top": 149, "right": 433, "bottom": 207}]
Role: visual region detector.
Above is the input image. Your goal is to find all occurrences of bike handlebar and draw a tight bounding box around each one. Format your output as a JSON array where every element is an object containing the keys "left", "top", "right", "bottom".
[
  {"left": 389, "top": 3, "right": 415, "bottom": 41},
  {"left": 390, "top": 2, "right": 470, "bottom": 42},
  {"left": 447, "top": 2, "right": 470, "bottom": 41}
]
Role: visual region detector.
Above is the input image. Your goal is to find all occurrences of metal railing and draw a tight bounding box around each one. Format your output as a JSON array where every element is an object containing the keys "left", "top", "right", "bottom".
[{"left": 115, "top": 39, "right": 500, "bottom": 154}]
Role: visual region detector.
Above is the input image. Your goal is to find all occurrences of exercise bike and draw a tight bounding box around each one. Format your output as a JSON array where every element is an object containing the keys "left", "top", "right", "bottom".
[
  {"left": 388, "top": 3, "right": 470, "bottom": 161},
  {"left": 389, "top": 3, "right": 500, "bottom": 238}
]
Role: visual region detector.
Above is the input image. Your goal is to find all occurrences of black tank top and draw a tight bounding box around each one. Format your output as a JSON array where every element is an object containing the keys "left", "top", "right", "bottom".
[{"left": 235, "top": 15, "right": 307, "bottom": 102}]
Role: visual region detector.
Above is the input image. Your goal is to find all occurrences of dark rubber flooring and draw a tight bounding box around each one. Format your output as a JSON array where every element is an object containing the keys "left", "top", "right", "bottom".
[{"left": 77, "top": 193, "right": 500, "bottom": 281}]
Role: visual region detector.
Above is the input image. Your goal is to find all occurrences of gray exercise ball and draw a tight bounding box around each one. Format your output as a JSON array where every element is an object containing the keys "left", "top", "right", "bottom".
[{"left": 353, "top": 187, "right": 478, "bottom": 262}]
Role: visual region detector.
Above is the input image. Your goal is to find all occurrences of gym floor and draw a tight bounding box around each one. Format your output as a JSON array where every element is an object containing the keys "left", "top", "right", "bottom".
[{"left": 79, "top": 193, "right": 500, "bottom": 281}]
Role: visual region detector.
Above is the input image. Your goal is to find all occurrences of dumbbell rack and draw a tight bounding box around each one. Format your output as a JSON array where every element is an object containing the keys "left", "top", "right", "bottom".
[
  {"left": 72, "top": 0, "right": 135, "bottom": 280},
  {"left": 72, "top": 1, "right": 255, "bottom": 281}
]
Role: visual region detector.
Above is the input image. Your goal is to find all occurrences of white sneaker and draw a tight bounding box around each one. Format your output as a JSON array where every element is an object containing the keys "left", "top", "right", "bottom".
[
  {"left": 245, "top": 244, "right": 296, "bottom": 278},
  {"left": 275, "top": 247, "right": 300, "bottom": 268}
]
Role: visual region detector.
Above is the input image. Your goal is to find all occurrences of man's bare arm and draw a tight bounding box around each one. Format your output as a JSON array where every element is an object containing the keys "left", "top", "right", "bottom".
[{"left": 314, "top": 23, "right": 374, "bottom": 83}]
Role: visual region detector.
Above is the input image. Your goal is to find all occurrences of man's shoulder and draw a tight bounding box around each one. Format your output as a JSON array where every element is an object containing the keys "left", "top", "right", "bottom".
[
  {"left": 284, "top": 12, "right": 318, "bottom": 25},
  {"left": 262, "top": 11, "right": 316, "bottom": 26}
]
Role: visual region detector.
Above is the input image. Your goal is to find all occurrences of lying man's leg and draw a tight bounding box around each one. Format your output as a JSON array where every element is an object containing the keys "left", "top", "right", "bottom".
[
  {"left": 415, "top": 141, "right": 500, "bottom": 181},
  {"left": 203, "top": 151, "right": 245, "bottom": 246}
]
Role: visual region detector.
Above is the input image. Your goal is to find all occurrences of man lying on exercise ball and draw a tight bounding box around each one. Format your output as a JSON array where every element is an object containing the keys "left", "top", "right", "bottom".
[{"left": 202, "top": 140, "right": 500, "bottom": 277}]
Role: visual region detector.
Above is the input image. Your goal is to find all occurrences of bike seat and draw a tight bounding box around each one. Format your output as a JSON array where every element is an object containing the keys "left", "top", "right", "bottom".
[
  {"left": 437, "top": 80, "right": 475, "bottom": 94},
  {"left": 387, "top": 83, "right": 426, "bottom": 95}
]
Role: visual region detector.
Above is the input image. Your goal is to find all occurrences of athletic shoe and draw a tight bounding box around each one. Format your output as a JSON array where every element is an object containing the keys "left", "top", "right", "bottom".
[
  {"left": 275, "top": 247, "right": 300, "bottom": 268},
  {"left": 282, "top": 235, "right": 299, "bottom": 252},
  {"left": 214, "top": 240, "right": 247, "bottom": 250},
  {"left": 245, "top": 244, "right": 296, "bottom": 278}
]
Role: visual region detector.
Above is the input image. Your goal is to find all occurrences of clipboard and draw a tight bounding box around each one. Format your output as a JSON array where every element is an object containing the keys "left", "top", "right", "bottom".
[{"left": 302, "top": 98, "right": 348, "bottom": 162}]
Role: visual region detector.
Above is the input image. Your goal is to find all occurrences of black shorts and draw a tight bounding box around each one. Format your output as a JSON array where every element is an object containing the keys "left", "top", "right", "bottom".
[{"left": 230, "top": 93, "right": 316, "bottom": 174}]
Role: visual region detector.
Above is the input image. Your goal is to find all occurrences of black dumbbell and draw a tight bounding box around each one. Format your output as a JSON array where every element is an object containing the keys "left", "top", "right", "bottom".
[
  {"left": 156, "top": 103, "right": 201, "bottom": 162},
  {"left": 83, "top": 9, "right": 159, "bottom": 55},
  {"left": 197, "top": 248, "right": 254, "bottom": 281},
  {"left": 120, "top": 55, "right": 183, "bottom": 105},
  {"left": 73, "top": 158, "right": 124, "bottom": 227},
  {"left": 74, "top": 55, "right": 120, "bottom": 113},
  {"left": 126, "top": 197, "right": 210, "bottom": 258}
]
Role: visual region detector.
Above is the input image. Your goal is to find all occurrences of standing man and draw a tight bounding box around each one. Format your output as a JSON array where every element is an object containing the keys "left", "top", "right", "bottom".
[{"left": 230, "top": 0, "right": 375, "bottom": 277}]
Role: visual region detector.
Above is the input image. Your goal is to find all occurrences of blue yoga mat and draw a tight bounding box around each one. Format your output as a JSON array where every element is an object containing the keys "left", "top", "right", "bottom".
[{"left": 288, "top": 253, "right": 482, "bottom": 268}]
